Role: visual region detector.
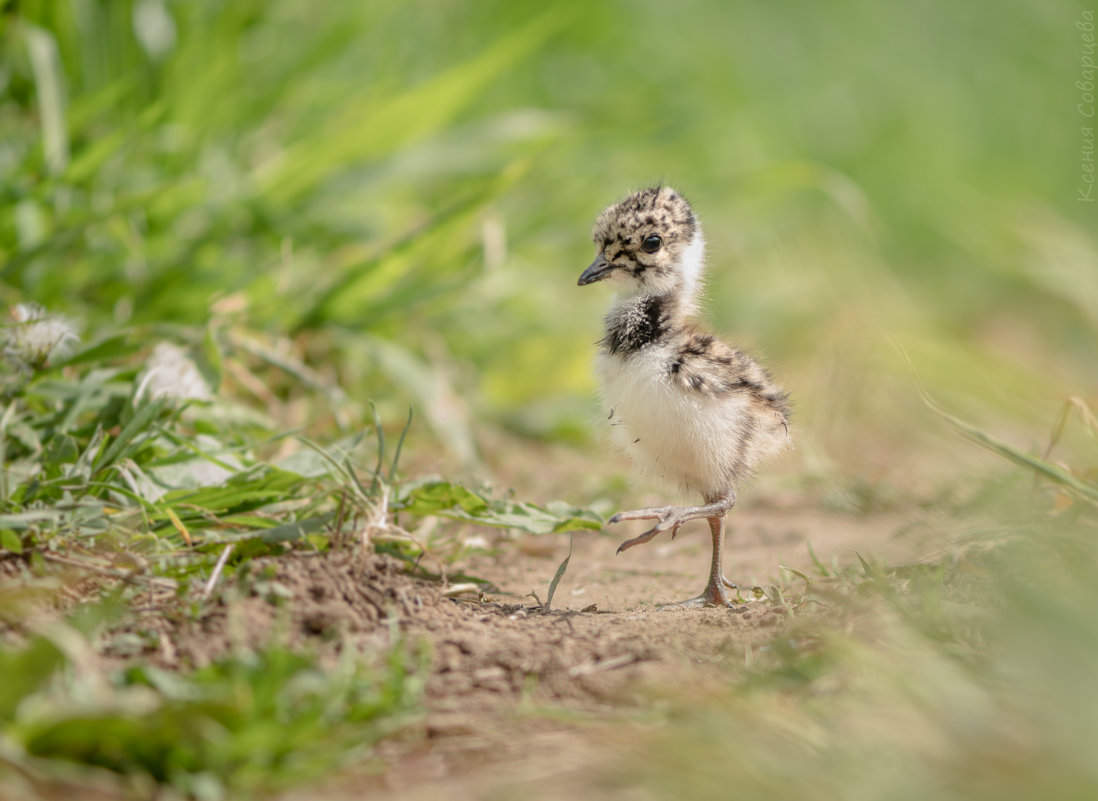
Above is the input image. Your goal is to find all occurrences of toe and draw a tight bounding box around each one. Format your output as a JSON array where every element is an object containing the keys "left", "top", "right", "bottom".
[
  {"left": 655, "top": 512, "right": 686, "bottom": 532},
  {"left": 615, "top": 525, "right": 661, "bottom": 553}
]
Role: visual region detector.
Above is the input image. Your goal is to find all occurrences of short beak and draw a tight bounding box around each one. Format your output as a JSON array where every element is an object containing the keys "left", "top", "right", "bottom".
[{"left": 578, "top": 254, "right": 614, "bottom": 286}]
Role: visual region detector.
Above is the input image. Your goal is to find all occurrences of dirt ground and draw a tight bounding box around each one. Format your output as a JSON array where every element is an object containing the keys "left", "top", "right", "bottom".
[
  {"left": 0, "top": 415, "right": 948, "bottom": 801},
  {"left": 2, "top": 465, "right": 930, "bottom": 801},
  {"left": 117, "top": 498, "right": 919, "bottom": 801},
  {"left": 383, "top": 505, "right": 920, "bottom": 801}
]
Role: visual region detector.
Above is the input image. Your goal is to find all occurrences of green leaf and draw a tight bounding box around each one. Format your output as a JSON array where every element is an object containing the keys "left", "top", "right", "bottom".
[
  {"left": 217, "top": 515, "right": 280, "bottom": 529},
  {"left": 14, "top": 645, "right": 418, "bottom": 795},
  {"left": 806, "top": 542, "right": 832, "bottom": 578},
  {"left": 0, "top": 509, "right": 66, "bottom": 530},
  {"left": 397, "top": 480, "right": 489, "bottom": 517},
  {"left": 42, "top": 433, "right": 80, "bottom": 475},
  {"left": 856, "top": 552, "right": 875, "bottom": 577},
  {"left": 0, "top": 636, "right": 67, "bottom": 720},
  {"left": 233, "top": 515, "right": 331, "bottom": 545},
  {"left": 1, "top": 529, "right": 23, "bottom": 554},
  {"left": 389, "top": 406, "right": 413, "bottom": 483},
  {"left": 22, "top": 24, "right": 69, "bottom": 174},
  {"left": 156, "top": 468, "right": 305, "bottom": 518},
  {"left": 196, "top": 325, "right": 223, "bottom": 394},
  {"left": 274, "top": 443, "right": 348, "bottom": 480},
  {"left": 52, "top": 369, "right": 115, "bottom": 435},
  {"left": 255, "top": 12, "right": 565, "bottom": 205},
  {"left": 93, "top": 397, "right": 170, "bottom": 476},
  {"left": 397, "top": 480, "right": 602, "bottom": 535},
  {"left": 545, "top": 534, "right": 573, "bottom": 611},
  {"left": 52, "top": 333, "right": 137, "bottom": 369}
]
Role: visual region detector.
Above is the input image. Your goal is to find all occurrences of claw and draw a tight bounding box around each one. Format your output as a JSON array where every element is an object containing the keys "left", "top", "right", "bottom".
[{"left": 616, "top": 525, "right": 661, "bottom": 554}]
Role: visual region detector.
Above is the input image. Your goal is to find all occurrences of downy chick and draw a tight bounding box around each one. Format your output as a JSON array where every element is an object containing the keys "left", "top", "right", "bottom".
[{"left": 579, "top": 186, "right": 791, "bottom": 607}]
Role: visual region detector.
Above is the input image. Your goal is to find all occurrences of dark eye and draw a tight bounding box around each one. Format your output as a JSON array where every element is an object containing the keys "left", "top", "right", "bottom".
[{"left": 641, "top": 234, "right": 662, "bottom": 253}]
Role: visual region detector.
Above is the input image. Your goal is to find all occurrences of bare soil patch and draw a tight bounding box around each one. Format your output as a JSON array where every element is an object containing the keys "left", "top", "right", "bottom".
[
  {"left": 115, "top": 544, "right": 791, "bottom": 703},
  {"left": 155, "top": 504, "right": 920, "bottom": 797},
  {"left": 4, "top": 500, "right": 924, "bottom": 800}
]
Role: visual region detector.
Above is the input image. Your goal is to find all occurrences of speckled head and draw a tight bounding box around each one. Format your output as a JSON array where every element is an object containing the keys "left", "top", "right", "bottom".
[{"left": 578, "top": 186, "right": 705, "bottom": 299}]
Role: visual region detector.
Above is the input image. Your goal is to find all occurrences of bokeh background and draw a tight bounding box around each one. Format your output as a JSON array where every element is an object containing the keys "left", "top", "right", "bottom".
[
  {"left": 4, "top": 0, "right": 1095, "bottom": 497},
  {"left": 3, "top": 3, "right": 1098, "bottom": 800}
]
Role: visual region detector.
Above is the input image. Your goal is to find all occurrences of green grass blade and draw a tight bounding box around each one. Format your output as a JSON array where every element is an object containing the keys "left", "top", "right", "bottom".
[
  {"left": 369, "top": 402, "right": 385, "bottom": 494},
  {"left": 92, "top": 397, "right": 170, "bottom": 477},
  {"left": 22, "top": 23, "right": 69, "bottom": 174},
  {"left": 545, "top": 534, "right": 573, "bottom": 612},
  {"left": 389, "top": 406, "right": 414, "bottom": 483},
  {"left": 252, "top": 12, "right": 566, "bottom": 205}
]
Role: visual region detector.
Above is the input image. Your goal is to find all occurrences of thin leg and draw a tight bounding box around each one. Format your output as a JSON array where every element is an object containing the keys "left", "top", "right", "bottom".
[
  {"left": 663, "top": 516, "right": 737, "bottom": 608},
  {"left": 611, "top": 491, "right": 741, "bottom": 607}
]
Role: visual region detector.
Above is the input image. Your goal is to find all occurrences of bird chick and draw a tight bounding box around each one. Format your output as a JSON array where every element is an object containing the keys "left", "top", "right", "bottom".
[{"left": 579, "top": 186, "right": 791, "bottom": 607}]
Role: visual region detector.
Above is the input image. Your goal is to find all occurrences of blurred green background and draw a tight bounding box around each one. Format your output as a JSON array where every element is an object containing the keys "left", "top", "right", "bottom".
[
  {"left": 3, "top": 4, "right": 1098, "bottom": 800},
  {"left": 2, "top": 0, "right": 1096, "bottom": 488}
]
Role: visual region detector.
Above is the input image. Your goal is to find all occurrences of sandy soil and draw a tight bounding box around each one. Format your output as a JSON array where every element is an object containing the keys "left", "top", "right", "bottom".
[
  {"left": 3, "top": 464, "right": 930, "bottom": 801},
  {"left": 360, "top": 504, "right": 919, "bottom": 801},
  {"left": 124, "top": 499, "right": 920, "bottom": 801}
]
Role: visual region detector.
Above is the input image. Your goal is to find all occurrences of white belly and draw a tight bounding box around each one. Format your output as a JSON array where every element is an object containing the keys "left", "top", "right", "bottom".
[{"left": 596, "top": 346, "right": 753, "bottom": 499}]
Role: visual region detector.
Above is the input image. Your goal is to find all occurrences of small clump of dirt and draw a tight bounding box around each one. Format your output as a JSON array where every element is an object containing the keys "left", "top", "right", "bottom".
[{"left": 104, "top": 551, "right": 440, "bottom": 668}]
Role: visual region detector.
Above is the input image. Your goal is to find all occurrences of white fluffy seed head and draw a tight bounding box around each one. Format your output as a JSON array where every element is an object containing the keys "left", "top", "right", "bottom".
[
  {"left": 135, "top": 342, "right": 212, "bottom": 403},
  {"left": 3, "top": 303, "right": 80, "bottom": 370}
]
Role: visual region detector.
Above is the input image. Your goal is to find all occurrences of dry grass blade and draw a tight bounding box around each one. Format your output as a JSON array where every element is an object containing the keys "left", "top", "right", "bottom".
[
  {"left": 201, "top": 543, "right": 235, "bottom": 602},
  {"left": 1043, "top": 396, "right": 1098, "bottom": 460},
  {"left": 898, "top": 345, "right": 1098, "bottom": 506},
  {"left": 567, "top": 653, "right": 639, "bottom": 678}
]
